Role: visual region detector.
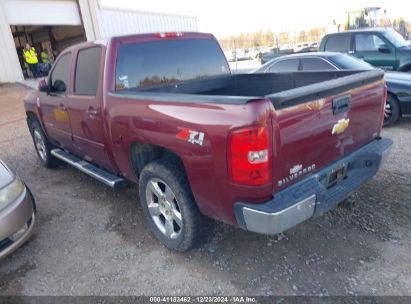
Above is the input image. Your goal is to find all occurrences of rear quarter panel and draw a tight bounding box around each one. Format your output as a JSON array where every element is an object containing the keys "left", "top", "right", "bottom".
[
  {"left": 102, "top": 34, "right": 276, "bottom": 225},
  {"left": 105, "top": 95, "right": 274, "bottom": 225}
]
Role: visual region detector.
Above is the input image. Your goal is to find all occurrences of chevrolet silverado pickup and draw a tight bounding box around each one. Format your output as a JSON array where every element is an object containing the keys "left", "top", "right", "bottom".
[{"left": 24, "top": 32, "right": 392, "bottom": 251}]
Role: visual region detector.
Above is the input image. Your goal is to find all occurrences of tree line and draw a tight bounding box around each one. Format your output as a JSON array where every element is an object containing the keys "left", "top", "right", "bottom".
[{"left": 218, "top": 28, "right": 326, "bottom": 50}]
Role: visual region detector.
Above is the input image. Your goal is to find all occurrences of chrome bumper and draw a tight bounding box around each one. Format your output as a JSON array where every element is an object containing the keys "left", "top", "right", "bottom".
[
  {"left": 235, "top": 137, "right": 392, "bottom": 235},
  {"left": 0, "top": 187, "right": 36, "bottom": 259},
  {"left": 242, "top": 195, "right": 316, "bottom": 235}
]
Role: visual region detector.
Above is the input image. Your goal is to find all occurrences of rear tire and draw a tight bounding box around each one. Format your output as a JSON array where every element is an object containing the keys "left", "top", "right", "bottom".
[
  {"left": 139, "top": 158, "right": 211, "bottom": 252},
  {"left": 383, "top": 94, "right": 400, "bottom": 127},
  {"left": 29, "top": 119, "right": 60, "bottom": 168}
]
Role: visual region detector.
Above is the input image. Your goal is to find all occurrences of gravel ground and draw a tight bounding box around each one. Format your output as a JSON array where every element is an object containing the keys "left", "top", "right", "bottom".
[{"left": 0, "top": 83, "right": 410, "bottom": 296}]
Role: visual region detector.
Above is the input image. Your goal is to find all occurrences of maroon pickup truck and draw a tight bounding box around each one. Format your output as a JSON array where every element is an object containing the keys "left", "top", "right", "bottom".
[{"left": 24, "top": 32, "right": 392, "bottom": 251}]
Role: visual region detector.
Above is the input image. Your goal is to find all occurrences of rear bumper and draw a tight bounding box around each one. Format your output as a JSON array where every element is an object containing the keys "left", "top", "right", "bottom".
[
  {"left": 0, "top": 186, "right": 36, "bottom": 260},
  {"left": 234, "top": 137, "right": 393, "bottom": 235}
]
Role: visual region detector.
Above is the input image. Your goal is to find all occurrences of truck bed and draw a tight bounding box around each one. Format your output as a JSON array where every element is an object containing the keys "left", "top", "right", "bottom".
[
  {"left": 106, "top": 67, "right": 387, "bottom": 224},
  {"left": 110, "top": 70, "right": 384, "bottom": 109}
]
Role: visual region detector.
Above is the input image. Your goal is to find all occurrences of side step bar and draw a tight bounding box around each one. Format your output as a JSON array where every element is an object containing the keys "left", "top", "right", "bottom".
[{"left": 51, "top": 149, "right": 126, "bottom": 189}]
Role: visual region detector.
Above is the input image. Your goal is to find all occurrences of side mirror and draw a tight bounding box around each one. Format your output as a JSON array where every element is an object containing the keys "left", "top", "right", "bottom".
[
  {"left": 52, "top": 80, "right": 66, "bottom": 93},
  {"left": 38, "top": 79, "right": 49, "bottom": 93},
  {"left": 378, "top": 46, "right": 391, "bottom": 54}
]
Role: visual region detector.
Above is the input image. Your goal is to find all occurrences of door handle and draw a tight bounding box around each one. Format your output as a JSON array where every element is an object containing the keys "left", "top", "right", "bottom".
[
  {"left": 86, "top": 107, "right": 99, "bottom": 116},
  {"left": 332, "top": 95, "right": 351, "bottom": 115}
]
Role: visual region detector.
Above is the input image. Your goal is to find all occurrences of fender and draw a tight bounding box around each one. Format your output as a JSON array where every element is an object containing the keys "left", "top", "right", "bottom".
[{"left": 24, "top": 90, "right": 47, "bottom": 133}]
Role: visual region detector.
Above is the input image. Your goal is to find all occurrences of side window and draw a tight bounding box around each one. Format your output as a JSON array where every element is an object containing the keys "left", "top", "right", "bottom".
[
  {"left": 324, "top": 35, "right": 351, "bottom": 52},
  {"left": 268, "top": 59, "right": 300, "bottom": 72},
  {"left": 50, "top": 53, "right": 71, "bottom": 93},
  {"left": 301, "top": 58, "right": 336, "bottom": 71},
  {"left": 74, "top": 47, "right": 102, "bottom": 95},
  {"left": 355, "top": 34, "right": 385, "bottom": 51}
]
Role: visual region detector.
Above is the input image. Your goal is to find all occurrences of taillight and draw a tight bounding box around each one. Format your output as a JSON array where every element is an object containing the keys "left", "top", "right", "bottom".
[
  {"left": 228, "top": 126, "right": 272, "bottom": 186},
  {"left": 155, "top": 32, "right": 184, "bottom": 38}
]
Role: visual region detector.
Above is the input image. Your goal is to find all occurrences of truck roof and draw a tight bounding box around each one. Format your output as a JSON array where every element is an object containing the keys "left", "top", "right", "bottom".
[
  {"left": 327, "top": 27, "right": 392, "bottom": 35},
  {"left": 60, "top": 32, "right": 215, "bottom": 53}
]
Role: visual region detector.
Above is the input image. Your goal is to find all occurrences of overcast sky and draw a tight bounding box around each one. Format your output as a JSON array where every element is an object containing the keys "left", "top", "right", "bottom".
[{"left": 101, "top": 0, "right": 410, "bottom": 38}]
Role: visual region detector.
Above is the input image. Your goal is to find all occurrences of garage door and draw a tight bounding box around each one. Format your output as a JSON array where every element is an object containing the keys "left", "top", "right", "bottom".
[{"left": 3, "top": 0, "right": 81, "bottom": 26}]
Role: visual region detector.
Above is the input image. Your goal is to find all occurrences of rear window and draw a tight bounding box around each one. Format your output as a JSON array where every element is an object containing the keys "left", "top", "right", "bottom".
[
  {"left": 324, "top": 34, "right": 351, "bottom": 52},
  {"left": 115, "top": 38, "right": 230, "bottom": 90}
]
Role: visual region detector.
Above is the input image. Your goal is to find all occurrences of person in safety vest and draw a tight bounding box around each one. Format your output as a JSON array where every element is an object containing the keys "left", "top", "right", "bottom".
[
  {"left": 40, "top": 49, "right": 51, "bottom": 64},
  {"left": 23, "top": 44, "right": 41, "bottom": 78}
]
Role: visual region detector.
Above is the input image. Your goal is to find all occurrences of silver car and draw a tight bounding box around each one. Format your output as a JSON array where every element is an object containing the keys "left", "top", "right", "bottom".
[{"left": 0, "top": 160, "right": 36, "bottom": 259}]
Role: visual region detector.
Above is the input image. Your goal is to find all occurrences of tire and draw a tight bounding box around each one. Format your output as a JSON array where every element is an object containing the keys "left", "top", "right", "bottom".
[
  {"left": 139, "top": 158, "right": 211, "bottom": 252},
  {"left": 383, "top": 94, "right": 400, "bottom": 127},
  {"left": 29, "top": 119, "right": 60, "bottom": 168}
]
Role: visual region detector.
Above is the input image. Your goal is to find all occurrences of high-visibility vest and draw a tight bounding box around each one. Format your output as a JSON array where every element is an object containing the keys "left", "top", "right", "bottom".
[
  {"left": 41, "top": 51, "right": 50, "bottom": 64},
  {"left": 23, "top": 48, "right": 38, "bottom": 64}
]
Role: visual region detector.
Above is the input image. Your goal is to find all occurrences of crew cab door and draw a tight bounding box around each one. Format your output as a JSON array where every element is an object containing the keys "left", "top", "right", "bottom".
[
  {"left": 66, "top": 46, "right": 115, "bottom": 171},
  {"left": 353, "top": 33, "right": 396, "bottom": 70},
  {"left": 40, "top": 52, "right": 73, "bottom": 149}
]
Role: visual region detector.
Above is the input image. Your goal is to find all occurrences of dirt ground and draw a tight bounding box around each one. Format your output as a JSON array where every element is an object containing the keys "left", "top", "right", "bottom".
[{"left": 0, "top": 83, "right": 410, "bottom": 296}]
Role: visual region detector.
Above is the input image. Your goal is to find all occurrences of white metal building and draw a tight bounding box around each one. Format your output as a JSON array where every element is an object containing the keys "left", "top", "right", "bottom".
[{"left": 0, "top": 0, "right": 198, "bottom": 83}]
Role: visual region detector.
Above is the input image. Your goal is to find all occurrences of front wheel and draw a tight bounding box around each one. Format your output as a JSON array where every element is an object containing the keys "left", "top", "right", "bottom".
[
  {"left": 29, "top": 119, "right": 60, "bottom": 168},
  {"left": 139, "top": 158, "right": 211, "bottom": 252},
  {"left": 383, "top": 94, "right": 400, "bottom": 127}
]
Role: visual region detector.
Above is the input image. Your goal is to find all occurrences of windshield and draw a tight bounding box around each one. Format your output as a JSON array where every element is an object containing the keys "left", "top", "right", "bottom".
[
  {"left": 382, "top": 29, "right": 408, "bottom": 48},
  {"left": 115, "top": 38, "right": 230, "bottom": 91},
  {"left": 330, "top": 54, "right": 374, "bottom": 70}
]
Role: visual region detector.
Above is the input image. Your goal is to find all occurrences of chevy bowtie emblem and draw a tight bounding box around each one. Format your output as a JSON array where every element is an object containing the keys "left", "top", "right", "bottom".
[{"left": 332, "top": 118, "right": 350, "bottom": 135}]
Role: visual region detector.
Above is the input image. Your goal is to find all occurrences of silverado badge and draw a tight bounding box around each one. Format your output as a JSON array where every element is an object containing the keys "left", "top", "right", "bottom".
[
  {"left": 278, "top": 163, "right": 316, "bottom": 187},
  {"left": 332, "top": 118, "right": 350, "bottom": 135}
]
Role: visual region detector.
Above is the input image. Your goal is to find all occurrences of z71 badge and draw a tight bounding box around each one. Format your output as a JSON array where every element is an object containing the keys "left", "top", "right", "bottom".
[{"left": 176, "top": 128, "right": 205, "bottom": 146}]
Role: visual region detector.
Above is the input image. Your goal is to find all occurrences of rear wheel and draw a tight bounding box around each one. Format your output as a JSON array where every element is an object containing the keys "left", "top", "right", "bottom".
[
  {"left": 29, "top": 119, "right": 59, "bottom": 168},
  {"left": 383, "top": 94, "right": 400, "bottom": 127},
  {"left": 139, "top": 158, "right": 211, "bottom": 251}
]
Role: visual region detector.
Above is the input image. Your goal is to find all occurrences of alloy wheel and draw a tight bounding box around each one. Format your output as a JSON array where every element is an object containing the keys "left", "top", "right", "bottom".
[
  {"left": 33, "top": 129, "right": 47, "bottom": 161},
  {"left": 145, "top": 178, "right": 183, "bottom": 239},
  {"left": 384, "top": 101, "right": 392, "bottom": 123}
]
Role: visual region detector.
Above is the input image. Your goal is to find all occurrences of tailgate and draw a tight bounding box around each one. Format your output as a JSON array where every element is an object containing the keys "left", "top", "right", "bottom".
[{"left": 269, "top": 70, "right": 386, "bottom": 191}]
